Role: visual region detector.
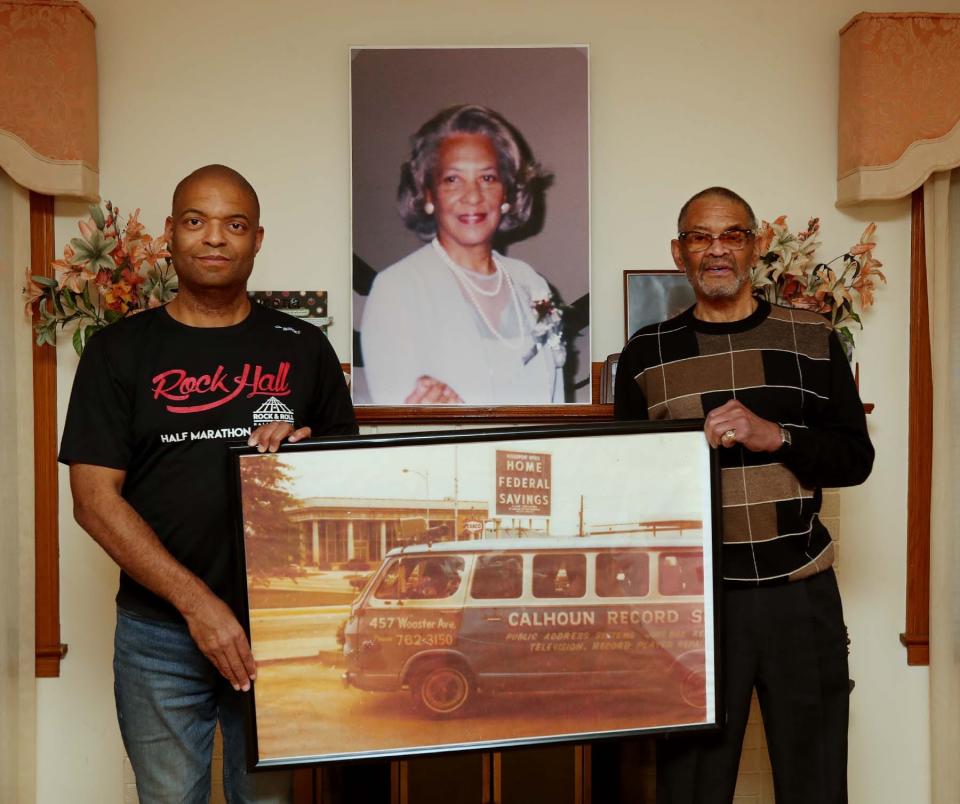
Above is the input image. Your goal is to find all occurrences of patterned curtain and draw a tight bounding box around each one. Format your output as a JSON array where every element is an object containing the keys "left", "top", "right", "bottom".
[
  {"left": 836, "top": 13, "right": 960, "bottom": 206},
  {"left": 0, "top": 0, "right": 98, "bottom": 200},
  {"left": 838, "top": 15, "right": 960, "bottom": 803}
]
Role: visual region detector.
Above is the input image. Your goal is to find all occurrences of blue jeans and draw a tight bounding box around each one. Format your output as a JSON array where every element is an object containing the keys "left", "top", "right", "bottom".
[{"left": 114, "top": 607, "right": 292, "bottom": 804}]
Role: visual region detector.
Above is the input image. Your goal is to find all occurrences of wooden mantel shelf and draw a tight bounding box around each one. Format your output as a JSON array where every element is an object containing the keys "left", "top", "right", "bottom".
[
  {"left": 348, "top": 362, "right": 873, "bottom": 425},
  {"left": 355, "top": 402, "right": 873, "bottom": 426}
]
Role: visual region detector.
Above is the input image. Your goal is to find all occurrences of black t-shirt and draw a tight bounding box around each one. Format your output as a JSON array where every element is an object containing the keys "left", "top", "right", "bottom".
[{"left": 58, "top": 303, "right": 358, "bottom": 621}]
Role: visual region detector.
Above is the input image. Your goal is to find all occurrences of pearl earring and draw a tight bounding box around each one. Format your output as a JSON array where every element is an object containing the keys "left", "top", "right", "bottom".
[
  {"left": 424, "top": 201, "right": 435, "bottom": 215},
  {"left": 500, "top": 202, "right": 511, "bottom": 214}
]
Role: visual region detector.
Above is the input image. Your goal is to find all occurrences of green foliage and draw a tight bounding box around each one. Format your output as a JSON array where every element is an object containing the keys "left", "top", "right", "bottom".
[
  {"left": 88, "top": 203, "right": 105, "bottom": 229},
  {"left": 239, "top": 456, "right": 304, "bottom": 583}
]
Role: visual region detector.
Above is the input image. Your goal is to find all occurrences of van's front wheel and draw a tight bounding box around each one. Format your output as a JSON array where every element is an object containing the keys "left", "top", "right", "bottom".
[{"left": 411, "top": 662, "right": 473, "bottom": 717}]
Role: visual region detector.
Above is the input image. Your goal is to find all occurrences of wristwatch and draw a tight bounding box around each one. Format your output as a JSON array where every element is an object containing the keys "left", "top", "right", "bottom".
[{"left": 779, "top": 426, "right": 792, "bottom": 448}]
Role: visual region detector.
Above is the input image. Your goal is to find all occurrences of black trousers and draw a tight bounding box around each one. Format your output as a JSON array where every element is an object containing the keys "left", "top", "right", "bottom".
[{"left": 657, "top": 569, "right": 850, "bottom": 804}]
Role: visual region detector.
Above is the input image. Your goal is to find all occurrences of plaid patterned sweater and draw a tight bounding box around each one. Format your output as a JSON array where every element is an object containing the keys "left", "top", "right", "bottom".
[{"left": 614, "top": 300, "right": 874, "bottom": 585}]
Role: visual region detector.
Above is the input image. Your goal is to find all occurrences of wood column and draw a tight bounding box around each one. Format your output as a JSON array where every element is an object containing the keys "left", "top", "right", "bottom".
[
  {"left": 901, "top": 187, "right": 932, "bottom": 665},
  {"left": 30, "top": 192, "right": 67, "bottom": 676}
]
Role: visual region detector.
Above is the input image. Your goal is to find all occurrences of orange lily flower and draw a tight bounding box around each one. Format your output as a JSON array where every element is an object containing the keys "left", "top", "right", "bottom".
[
  {"left": 124, "top": 209, "right": 147, "bottom": 243},
  {"left": 755, "top": 221, "right": 774, "bottom": 255},
  {"left": 139, "top": 236, "right": 171, "bottom": 269},
  {"left": 121, "top": 267, "right": 146, "bottom": 289},
  {"left": 77, "top": 217, "right": 98, "bottom": 240}
]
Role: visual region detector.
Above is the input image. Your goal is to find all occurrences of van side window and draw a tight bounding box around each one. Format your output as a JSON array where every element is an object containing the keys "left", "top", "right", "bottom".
[
  {"left": 659, "top": 552, "right": 704, "bottom": 596},
  {"left": 470, "top": 555, "right": 522, "bottom": 599},
  {"left": 532, "top": 554, "right": 586, "bottom": 599},
  {"left": 373, "top": 556, "right": 464, "bottom": 600},
  {"left": 596, "top": 551, "right": 650, "bottom": 597}
]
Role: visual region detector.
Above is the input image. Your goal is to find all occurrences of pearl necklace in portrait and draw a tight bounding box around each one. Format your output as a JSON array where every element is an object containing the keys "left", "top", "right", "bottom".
[{"left": 432, "top": 238, "right": 528, "bottom": 352}]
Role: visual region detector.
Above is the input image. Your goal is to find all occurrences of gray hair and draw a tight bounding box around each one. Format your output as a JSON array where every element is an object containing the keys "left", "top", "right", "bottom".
[
  {"left": 397, "top": 105, "right": 546, "bottom": 240},
  {"left": 677, "top": 186, "right": 757, "bottom": 232}
]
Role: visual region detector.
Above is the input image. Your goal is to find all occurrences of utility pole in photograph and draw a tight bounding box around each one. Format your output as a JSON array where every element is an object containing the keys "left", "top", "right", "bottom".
[
  {"left": 402, "top": 467, "right": 430, "bottom": 541},
  {"left": 453, "top": 445, "right": 459, "bottom": 539}
]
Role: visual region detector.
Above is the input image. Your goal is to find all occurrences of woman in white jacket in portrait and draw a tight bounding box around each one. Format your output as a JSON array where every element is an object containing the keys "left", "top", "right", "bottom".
[{"left": 361, "top": 104, "right": 565, "bottom": 405}]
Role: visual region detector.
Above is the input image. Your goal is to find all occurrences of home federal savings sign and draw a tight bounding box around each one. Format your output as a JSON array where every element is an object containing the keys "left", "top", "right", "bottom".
[{"left": 495, "top": 450, "right": 551, "bottom": 517}]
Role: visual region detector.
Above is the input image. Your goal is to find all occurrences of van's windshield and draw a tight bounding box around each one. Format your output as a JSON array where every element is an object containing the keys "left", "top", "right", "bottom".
[{"left": 373, "top": 556, "right": 465, "bottom": 600}]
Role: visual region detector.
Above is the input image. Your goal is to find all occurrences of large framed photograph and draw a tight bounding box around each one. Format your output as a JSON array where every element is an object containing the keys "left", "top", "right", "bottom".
[
  {"left": 351, "top": 47, "right": 591, "bottom": 406},
  {"left": 231, "top": 422, "right": 721, "bottom": 768},
  {"left": 624, "top": 270, "right": 696, "bottom": 341}
]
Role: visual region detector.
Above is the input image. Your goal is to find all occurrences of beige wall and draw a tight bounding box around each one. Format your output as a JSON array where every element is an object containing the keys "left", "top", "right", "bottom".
[{"left": 35, "top": 0, "right": 941, "bottom": 801}]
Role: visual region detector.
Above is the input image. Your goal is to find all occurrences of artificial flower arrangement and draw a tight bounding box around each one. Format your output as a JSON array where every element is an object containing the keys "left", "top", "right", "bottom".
[
  {"left": 750, "top": 216, "right": 885, "bottom": 356},
  {"left": 528, "top": 297, "right": 566, "bottom": 367},
  {"left": 24, "top": 201, "right": 176, "bottom": 354}
]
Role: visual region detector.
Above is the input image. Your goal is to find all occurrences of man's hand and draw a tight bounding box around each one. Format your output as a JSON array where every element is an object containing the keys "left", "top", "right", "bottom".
[
  {"left": 248, "top": 421, "right": 311, "bottom": 453},
  {"left": 181, "top": 587, "right": 257, "bottom": 691},
  {"left": 704, "top": 399, "right": 782, "bottom": 452},
  {"left": 70, "top": 463, "right": 259, "bottom": 689},
  {"left": 404, "top": 376, "right": 464, "bottom": 405}
]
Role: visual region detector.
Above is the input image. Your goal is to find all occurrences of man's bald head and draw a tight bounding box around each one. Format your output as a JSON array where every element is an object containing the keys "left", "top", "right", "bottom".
[{"left": 171, "top": 164, "right": 260, "bottom": 222}]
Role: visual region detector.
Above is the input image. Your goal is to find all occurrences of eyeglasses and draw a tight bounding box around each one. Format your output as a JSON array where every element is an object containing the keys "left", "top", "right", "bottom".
[{"left": 677, "top": 228, "right": 754, "bottom": 253}]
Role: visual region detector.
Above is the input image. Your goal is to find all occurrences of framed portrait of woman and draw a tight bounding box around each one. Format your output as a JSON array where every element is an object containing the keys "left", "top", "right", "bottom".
[{"left": 350, "top": 47, "right": 591, "bottom": 407}]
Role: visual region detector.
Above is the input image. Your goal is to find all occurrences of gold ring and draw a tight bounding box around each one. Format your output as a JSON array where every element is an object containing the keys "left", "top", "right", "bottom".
[{"left": 721, "top": 428, "right": 737, "bottom": 446}]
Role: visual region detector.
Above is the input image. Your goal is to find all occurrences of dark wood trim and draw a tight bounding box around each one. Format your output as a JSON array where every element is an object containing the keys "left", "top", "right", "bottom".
[
  {"left": 481, "top": 752, "right": 492, "bottom": 804},
  {"left": 575, "top": 744, "right": 590, "bottom": 804},
  {"left": 30, "top": 192, "right": 67, "bottom": 677},
  {"left": 901, "top": 187, "right": 932, "bottom": 666},
  {"left": 291, "top": 768, "right": 314, "bottom": 803},
  {"left": 350, "top": 362, "right": 612, "bottom": 425},
  {"left": 900, "top": 632, "right": 930, "bottom": 666},
  {"left": 347, "top": 363, "right": 870, "bottom": 426},
  {"left": 391, "top": 760, "right": 408, "bottom": 804},
  {"left": 354, "top": 403, "right": 613, "bottom": 425}
]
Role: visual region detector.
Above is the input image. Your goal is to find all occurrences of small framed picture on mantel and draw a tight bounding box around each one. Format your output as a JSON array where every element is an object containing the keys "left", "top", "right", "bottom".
[{"left": 623, "top": 270, "right": 695, "bottom": 341}]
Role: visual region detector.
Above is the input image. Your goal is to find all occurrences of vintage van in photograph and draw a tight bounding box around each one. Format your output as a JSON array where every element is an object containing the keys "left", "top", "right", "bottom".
[{"left": 340, "top": 535, "right": 710, "bottom": 718}]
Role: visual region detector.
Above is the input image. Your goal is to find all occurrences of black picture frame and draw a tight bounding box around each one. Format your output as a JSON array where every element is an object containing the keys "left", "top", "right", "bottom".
[{"left": 230, "top": 421, "right": 722, "bottom": 769}]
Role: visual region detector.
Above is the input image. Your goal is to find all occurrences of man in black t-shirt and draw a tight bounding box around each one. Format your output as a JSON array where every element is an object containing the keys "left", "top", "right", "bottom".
[{"left": 59, "top": 165, "right": 357, "bottom": 803}]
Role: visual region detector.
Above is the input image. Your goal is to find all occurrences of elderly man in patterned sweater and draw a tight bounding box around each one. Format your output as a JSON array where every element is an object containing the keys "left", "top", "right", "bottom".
[{"left": 614, "top": 187, "right": 874, "bottom": 804}]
